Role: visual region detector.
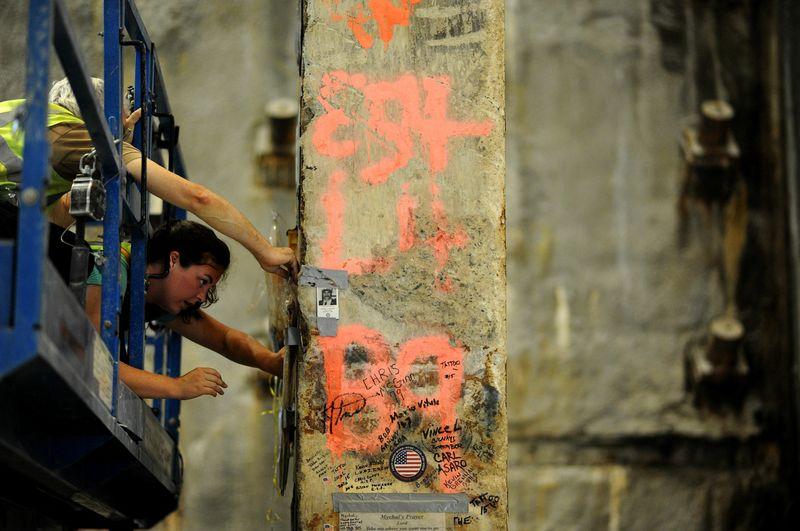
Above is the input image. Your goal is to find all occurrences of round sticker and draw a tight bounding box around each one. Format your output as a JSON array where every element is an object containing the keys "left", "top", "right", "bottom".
[{"left": 389, "top": 444, "right": 427, "bottom": 482}]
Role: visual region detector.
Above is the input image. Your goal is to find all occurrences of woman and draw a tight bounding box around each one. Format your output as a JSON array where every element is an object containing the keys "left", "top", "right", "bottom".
[{"left": 85, "top": 220, "right": 283, "bottom": 400}]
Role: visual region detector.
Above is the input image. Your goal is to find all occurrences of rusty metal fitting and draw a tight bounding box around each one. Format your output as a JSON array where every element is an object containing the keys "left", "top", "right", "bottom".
[
  {"left": 705, "top": 316, "right": 744, "bottom": 370},
  {"left": 265, "top": 98, "right": 298, "bottom": 157},
  {"left": 680, "top": 100, "right": 740, "bottom": 202},
  {"left": 697, "top": 100, "right": 735, "bottom": 150},
  {"left": 684, "top": 315, "right": 748, "bottom": 410},
  {"left": 287, "top": 227, "right": 298, "bottom": 253},
  {"left": 255, "top": 98, "right": 298, "bottom": 189}
]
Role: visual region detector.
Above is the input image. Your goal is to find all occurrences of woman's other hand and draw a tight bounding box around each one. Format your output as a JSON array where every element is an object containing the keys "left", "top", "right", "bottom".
[
  {"left": 124, "top": 107, "right": 142, "bottom": 132},
  {"left": 174, "top": 367, "right": 227, "bottom": 399}
]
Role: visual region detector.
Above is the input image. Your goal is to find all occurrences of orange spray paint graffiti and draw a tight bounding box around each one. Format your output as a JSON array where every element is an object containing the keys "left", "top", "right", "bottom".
[
  {"left": 311, "top": 71, "right": 493, "bottom": 288},
  {"left": 396, "top": 182, "right": 417, "bottom": 252},
  {"left": 320, "top": 169, "right": 392, "bottom": 274},
  {"left": 395, "top": 335, "right": 464, "bottom": 431},
  {"left": 320, "top": 324, "right": 465, "bottom": 459},
  {"left": 323, "top": 0, "right": 423, "bottom": 49},
  {"left": 320, "top": 325, "right": 396, "bottom": 455},
  {"left": 314, "top": 72, "right": 492, "bottom": 185}
]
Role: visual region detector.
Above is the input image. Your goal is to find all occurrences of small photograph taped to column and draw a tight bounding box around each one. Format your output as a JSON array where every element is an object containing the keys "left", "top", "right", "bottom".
[{"left": 316, "top": 287, "right": 339, "bottom": 319}]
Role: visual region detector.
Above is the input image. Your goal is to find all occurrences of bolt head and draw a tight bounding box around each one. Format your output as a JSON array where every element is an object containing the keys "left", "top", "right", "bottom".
[{"left": 20, "top": 188, "right": 39, "bottom": 206}]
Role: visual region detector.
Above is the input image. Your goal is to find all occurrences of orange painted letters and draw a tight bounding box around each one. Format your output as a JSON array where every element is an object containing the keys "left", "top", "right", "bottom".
[
  {"left": 320, "top": 325, "right": 464, "bottom": 457},
  {"left": 311, "top": 72, "right": 492, "bottom": 287}
]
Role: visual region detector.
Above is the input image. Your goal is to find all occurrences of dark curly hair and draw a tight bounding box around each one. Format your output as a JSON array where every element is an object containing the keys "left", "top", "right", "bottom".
[{"left": 147, "top": 220, "right": 231, "bottom": 321}]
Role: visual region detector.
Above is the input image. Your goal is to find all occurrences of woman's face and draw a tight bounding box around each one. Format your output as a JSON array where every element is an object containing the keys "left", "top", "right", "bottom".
[{"left": 147, "top": 251, "right": 224, "bottom": 314}]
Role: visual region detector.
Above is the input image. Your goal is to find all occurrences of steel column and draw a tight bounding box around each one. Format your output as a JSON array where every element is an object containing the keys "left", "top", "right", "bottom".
[
  {"left": 164, "top": 330, "right": 182, "bottom": 442},
  {"left": 6, "top": 0, "right": 53, "bottom": 376},
  {"left": 103, "top": 0, "right": 123, "bottom": 415},
  {"left": 127, "top": 40, "right": 151, "bottom": 369}
]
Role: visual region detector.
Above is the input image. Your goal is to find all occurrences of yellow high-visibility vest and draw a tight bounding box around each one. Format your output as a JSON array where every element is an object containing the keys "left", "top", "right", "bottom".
[{"left": 0, "top": 98, "right": 85, "bottom": 204}]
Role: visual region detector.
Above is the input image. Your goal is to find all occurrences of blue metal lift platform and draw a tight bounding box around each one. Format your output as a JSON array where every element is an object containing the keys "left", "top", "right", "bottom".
[
  {"left": 0, "top": 258, "right": 179, "bottom": 528},
  {"left": 1, "top": 0, "right": 188, "bottom": 527}
]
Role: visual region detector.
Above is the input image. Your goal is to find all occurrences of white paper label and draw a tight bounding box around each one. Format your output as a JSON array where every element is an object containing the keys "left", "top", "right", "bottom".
[
  {"left": 92, "top": 338, "right": 114, "bottom": 410},
  {"left": 339, "top": 512, "right": 445, "bottom": 531},
  {"left": 316, "top": 286, "right": 340, "bottom": 319}
]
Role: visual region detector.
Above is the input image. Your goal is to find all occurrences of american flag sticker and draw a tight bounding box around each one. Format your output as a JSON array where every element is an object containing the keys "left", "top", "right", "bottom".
[{"left": 389, "top": 444, "right": 427, "bottom": 482}]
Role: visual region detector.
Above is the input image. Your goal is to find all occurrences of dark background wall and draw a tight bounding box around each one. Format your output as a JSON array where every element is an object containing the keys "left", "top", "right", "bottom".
[{"left": 506, "top": 0, "right": 797, "bottom": 528}]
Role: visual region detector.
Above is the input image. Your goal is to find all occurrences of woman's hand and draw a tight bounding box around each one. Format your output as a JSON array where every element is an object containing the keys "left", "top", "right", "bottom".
[
  {"left": 256, "top": 346, "right": 285, "bottom": 377},
  {"left": 174, "top": 367, "right": 227, "bottom": 399},
  {"left": 123, "top": 107, "right": 142, "bottom": 132},
  {"left": 257, "top": 246, "right": 298, "bottom": 279}
]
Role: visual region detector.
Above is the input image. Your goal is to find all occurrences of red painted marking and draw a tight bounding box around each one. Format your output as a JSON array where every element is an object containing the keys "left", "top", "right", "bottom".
[
  {"left": 347, "top": 4, "right": 374, "bottom": 48},
  {"left": 312, "top": 72, "right": 366, "bottom": 159},
  {"left": 320, "top": 169, "right": 393, "bottom": 274},
  {"left": 360, "top": 74, "right": 419, "bottom": 184},
  {"left": 320, "top": 325, "right": 395, "bottom": 456},
  {"left": 315, "top": 72, "right": 493, "bottom": 184},
  {"left": 320, "top": 325, "right": 465, "bottom": 460},
  {"left": 395, "top": 335, "right": 464, "bottom": 430},
  {"left": 312, "top": 72, "right": 492, "bottom": 286},
  {"left": 367, "top": 0, "right": 422, "bottom": 48},
  {"left": 425, "top": 198, "right": 469, "bottom": 292},
  {"left": 396, "top": 182, "right": 417, "bottom": 252},
  {"left": 418, "top": 76, "right": 494, "bottom": 175},
  {"left": 323, "top": 0, "right": 422, "bottom": 49}
]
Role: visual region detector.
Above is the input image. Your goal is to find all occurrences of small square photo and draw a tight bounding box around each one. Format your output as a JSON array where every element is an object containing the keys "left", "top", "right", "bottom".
[{"left": 316, "top": 287, "right": 339, "bottom": 319}]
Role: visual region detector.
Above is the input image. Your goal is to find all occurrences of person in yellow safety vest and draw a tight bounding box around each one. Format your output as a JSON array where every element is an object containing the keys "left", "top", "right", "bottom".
[
  {"left": 0, "top": 79, "right": 141, "bottom": 281},
  {"left": 1, "top": 77, "right": 296, "bottom": 279},
  {"left": 0, "top": 97, "right": 89, "bottom": 206}
]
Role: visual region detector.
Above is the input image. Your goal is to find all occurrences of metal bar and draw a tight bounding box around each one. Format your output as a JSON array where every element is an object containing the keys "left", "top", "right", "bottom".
[
  {"left": 127, "top": 239, "right": 147, "bottom": 369},
  {"left": 9, "top": 0, "right": 52, "bottom": 373},
  {"left": 126, "top": 41, "right": 148, "bottom": 369},
  {"left": 152, "top": 47, "right": 187, "bottom": 178},
  {"left": 142, "top": 39, "right": 153, "bottom": 220},
  {"left": 102, "top": 0, "right": 123, "bottom": 416},
  {"left": 68, "top": 220, "right": 88, "bottom": 306},
  {"left": 123, "top": 0, "right": 152, "bottom": 48},
  {"left": 151, "top": 333, "right": 165, "bottom": 421},
  {"left": 164, "top": 330, "right": 182, "bottom": 442},
  {"left": 52, "top": 0, "right": 122, "bottom": 181},
  {"left": 120, "top": 37, "right": 146, "bottom": 231},
  {"left": 0, "top": 242, "right": 13, "bottom": 329},
  {"left": 779, "top": 0, "right": 800, "bottom": 489}
]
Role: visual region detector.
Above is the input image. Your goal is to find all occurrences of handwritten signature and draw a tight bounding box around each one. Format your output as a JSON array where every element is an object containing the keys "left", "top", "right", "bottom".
[{"left": 324, "top": 393, "right": 367, "bottom": 434}]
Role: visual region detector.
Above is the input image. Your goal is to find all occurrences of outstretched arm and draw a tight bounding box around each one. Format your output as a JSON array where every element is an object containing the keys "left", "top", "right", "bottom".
[
  {"left": 166, "top": 310, "right": 284, "bottom": 377},
  {"left": 85, "top": 285, "right": 227, "bottom": 399},
  {"left": 118, "top": 363, "right": 227, "bottom": 400},
  {"left": 125, "top": 156, "right": 296, "bottom": 278}
]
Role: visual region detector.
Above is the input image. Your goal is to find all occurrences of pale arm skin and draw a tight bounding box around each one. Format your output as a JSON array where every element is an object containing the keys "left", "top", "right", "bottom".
[
  {"left": 49, "top": 109, "right": 297, "bottom": 277},
  {"left": 124, "top": 157, "right": 296, "bottom": 278},
  {"left": 86, "top": 285, "right": 228, "bottom": 400},
  {"left": 165, "top": 310, "right": 285, "bottom": 377}
]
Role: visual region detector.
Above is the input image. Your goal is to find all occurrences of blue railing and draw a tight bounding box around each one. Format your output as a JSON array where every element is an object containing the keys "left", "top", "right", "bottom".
[
  {"left": 0, "top": 1, "right": 191, "bottom": 524},
  {"left": 2, "top": 0, "right": 186, "bottom": 437},
  {"left": 119, "top": 0, "right": 187, "bottom": 440}
]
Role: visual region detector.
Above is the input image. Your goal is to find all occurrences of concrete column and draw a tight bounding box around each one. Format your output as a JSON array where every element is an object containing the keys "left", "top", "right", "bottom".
[{"left": 296, "top": 0, "right": 506, "bottom": 528}]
